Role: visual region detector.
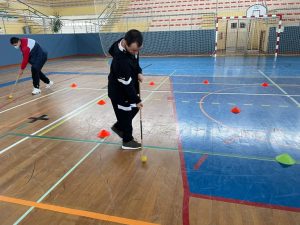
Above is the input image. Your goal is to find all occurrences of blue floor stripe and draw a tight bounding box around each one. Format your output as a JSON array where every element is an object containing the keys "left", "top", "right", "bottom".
[
  {"left": 0, "top": 72, "right": 108, "bottom": 89},
  {"left": 46, "top": 72, "right": 107, "bottom": 75},
  {"left": 0, "top": 77, "right": 32, "bottom": 88},
  {"left": 0, "top": 70, "right": 170, "bottom": 89}
]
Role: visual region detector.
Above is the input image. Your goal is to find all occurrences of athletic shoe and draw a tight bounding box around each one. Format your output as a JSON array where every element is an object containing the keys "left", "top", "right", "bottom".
[
  {"left": 46, "top": 80, "right": 54, "bottom": 89},
  {"left": 32, "top": 88, "right": 41, "bottom": 95},
  {"left": 122, "top": 140, "right": 142, "bottom": 150}
]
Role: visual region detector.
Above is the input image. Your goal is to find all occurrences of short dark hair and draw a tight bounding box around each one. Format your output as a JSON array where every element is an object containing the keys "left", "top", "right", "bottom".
[
  {"left": 124, "top": 29, "right": 143, "bottom": 47},
  {"left": 10, "top": 37, "right": 20, "bottom": 45}
]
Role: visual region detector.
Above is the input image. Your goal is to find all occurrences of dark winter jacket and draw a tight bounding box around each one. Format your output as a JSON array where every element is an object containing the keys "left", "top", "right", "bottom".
[{"left": 108, "top": 38, "right": 142, "bottom": 105}]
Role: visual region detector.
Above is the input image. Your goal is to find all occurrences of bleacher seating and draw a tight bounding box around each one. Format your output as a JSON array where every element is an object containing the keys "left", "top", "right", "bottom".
[
  {"left": 1, "top": 0, "right": 299, "bottom": 33},
  {"left": 119, "top": 0, "right": 300, "bottom": 31}
]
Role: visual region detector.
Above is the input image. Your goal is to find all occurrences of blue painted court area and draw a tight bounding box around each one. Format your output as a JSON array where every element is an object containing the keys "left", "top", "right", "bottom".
[
  {"left": 1, "top": 56, "right": 299, "bottom": 210},
  {"left": 142, "top": 56, "right": 300, "bottom": 210}
]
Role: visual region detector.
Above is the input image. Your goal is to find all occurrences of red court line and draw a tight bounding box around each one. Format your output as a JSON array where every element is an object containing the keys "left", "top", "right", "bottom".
[
  {"left": 193, "top": 154, "right": 208, "bottom": 170},
  {"left": 170, "top": 80, "right": 300, "bottom": 218},
  {"left": 170, "top": 78, "right": 190, "bottom": 225},
  {"left": 190, "top": 193, "right": 300, "bottom": 213}
]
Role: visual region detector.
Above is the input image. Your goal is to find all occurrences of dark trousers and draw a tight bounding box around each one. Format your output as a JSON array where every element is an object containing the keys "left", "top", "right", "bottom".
[
  {"left": 111, "top": 100, "right": 139, "bottom": 142},
  {"left": 31, "top": 55, "right": 49, "bottom": 89}
]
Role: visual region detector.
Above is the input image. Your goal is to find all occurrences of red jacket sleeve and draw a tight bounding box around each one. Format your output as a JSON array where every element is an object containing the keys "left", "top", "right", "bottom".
[{"left": 21, "top": 46, "right": 30, "bottom": 70}]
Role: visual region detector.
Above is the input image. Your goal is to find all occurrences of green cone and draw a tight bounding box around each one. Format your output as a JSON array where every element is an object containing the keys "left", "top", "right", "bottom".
[{"left": 275, "top": 153, "right": 296, "bottom": 166}]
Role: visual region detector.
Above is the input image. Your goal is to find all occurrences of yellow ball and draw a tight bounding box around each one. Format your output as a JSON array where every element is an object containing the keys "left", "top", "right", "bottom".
[
  {"left": 141, "top": 155, "right": 147, "bottom": 163},
  {"left": 8, "top": 95, "right": 13, "bottom": 99}
]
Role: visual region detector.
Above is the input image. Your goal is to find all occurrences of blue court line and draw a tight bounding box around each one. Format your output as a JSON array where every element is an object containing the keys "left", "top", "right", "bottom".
[
  {"left": 0, "top": 57, "right": 106, "bottom": 75},
  {"left": 171, "top": 72, "right": 300, "bottom": 209},
  {"left": 47, "top": 71, "right": 107, "bottom": 75},
  {"left": 0, "top": 72, "right": 106, "bottom": 89},
  {"left": 0, "top": 71, "right": 169, "bottom": 89},
  {"left": 0, "top": 77, "right": 32, "bottom": 88}
]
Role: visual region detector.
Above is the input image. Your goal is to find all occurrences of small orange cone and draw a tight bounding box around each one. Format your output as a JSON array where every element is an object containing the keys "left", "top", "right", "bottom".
[
  {"left": 149, "top": 81, "right": 155, "bottom": 86},
  {"left": 97, "top": 100, "right": 106, "bottom": 105},
  {"left": 231, "top": 107, "right": 241, "bottom": 114},
  {"left": 71, "top": 83, "right": 77, "bottom": 88},
  {"left": 261, "top": 82, "right": 269, "bottom": 87},
  {"left": 97, "top": 129, "right": 110, "bottom": 139},
  {"left": 203, "top": 80, "right": 209, "bottom": 85}
]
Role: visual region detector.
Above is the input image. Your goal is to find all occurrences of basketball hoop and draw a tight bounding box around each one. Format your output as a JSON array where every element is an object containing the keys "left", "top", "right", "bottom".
[{"left": 247, "top": 4, "right": 267, "bottom": 17}]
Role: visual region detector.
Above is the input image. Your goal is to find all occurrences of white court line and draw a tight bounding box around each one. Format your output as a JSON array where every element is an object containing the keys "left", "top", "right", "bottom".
[
  {"left": 1, "top": 74, "right": 170, "bottom": 155},
  {"left": 128, "top": 98, "right": 295, "bottom": 109},
  {"left": 170, "top": 74, "right": 300, "bottom": 79},
  {"left": 74, "top": 87, "right": 104, "bottom": 91},
  {"left": 0, "top": 93, "right": 106, "bottom": 155},
  {"left": 13, "top": 72, "right": 175, "bottom": 224},
  {"left": 144, "top": 68, "right": 213, "bottom": 71},
  {"left": 170, "top": 74, "right": 262, "bottom": 78},
  {"left": 258, "top": 70, "right": 300, "bottom": 107},
  {"left": 12, "top": 71, "right": 175, "bottom": 225},
  {"left": 142, "top": 70, "right": 176, "bottom": 102},
  {"left": 172, "top": 91, "right": 300, "bottom": 97},
  {"left": 13, "top": 142, "right": 103, "bottom": 225},
  {"left": 170, "top": 82, "right": 300, "bottom": 87},
  {"left": 0, "top": 88, "right": 69, "bottom": 115},
  {"left": 75, "top": 87, "right": 300, "bottom": 97}
]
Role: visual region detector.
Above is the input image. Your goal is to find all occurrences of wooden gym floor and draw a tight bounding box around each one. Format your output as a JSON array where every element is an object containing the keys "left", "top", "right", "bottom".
[{"left": 0, "top": 56, "right": 299, "bottom": 225}]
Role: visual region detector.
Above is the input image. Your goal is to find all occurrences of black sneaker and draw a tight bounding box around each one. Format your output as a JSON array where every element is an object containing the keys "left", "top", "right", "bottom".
[
  {"left": 111, "top": 125, "right": 123, "bottom": 138},
  {"left": 122, "top": 140, "right": 142, "bottom": 150}
]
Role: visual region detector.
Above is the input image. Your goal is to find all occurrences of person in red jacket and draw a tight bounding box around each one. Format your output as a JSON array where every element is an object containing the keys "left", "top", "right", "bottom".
[{"left": 10, "top": 37, "right": 53, "bottom": 95}]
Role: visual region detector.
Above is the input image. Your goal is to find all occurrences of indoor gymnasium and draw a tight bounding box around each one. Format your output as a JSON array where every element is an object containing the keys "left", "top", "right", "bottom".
[{"left": 0, "top": 0, "right": 300, "bottom": 225}]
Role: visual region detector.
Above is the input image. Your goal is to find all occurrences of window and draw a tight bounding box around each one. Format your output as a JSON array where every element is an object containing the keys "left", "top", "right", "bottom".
[
  {"left": 231, "top": 23, "right": 237, "bottom": 29},
  {"left": 240, "top": 22, "right": 246, "bottom": 28}
]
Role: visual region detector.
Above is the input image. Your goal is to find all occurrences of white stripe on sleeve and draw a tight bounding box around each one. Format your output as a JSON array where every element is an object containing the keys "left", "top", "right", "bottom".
[{"left": 118, "top": 77, "right": 132, "bottom": 85}]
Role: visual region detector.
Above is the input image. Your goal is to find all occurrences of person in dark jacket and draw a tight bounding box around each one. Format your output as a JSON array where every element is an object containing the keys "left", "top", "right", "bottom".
[
  {"left": 108, "top": 29, "right": 144, "bottom": 150},
  {"left": 10, "top": 37, "right": 53, "bottom": 95}
]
